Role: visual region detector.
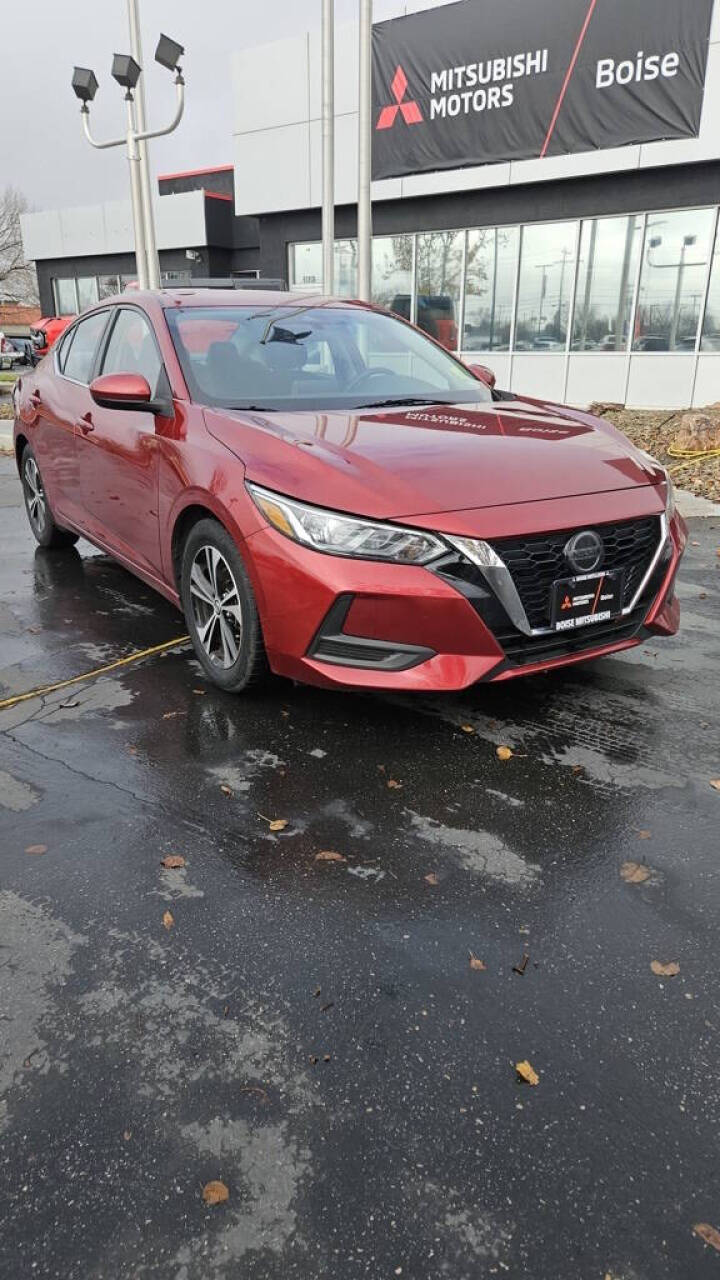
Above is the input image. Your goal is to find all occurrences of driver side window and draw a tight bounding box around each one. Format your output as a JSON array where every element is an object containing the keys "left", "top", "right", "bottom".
[{"left": 101, "top": 308, "right": 162, "bottom": 397}]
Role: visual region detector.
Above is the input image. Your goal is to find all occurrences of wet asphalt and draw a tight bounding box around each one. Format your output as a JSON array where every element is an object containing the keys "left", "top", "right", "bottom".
[{"left": 0, "top": 454, "right": 719, "bottom": 1279}]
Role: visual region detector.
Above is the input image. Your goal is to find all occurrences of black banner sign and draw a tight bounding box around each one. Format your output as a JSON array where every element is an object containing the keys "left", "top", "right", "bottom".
[{"left": 372, "top": 0, "right": 713, "bottom": 180}]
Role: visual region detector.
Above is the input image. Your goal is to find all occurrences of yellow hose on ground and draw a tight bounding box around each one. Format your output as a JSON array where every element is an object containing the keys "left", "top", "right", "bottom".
[{"left": 0, "top": 635, "right": 190, "bottom": 712}]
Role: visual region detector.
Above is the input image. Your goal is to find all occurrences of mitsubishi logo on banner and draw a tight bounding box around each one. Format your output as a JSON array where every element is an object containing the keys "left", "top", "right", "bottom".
[{"left": 375, "top": 64, "right": 423, "bottom": 130}]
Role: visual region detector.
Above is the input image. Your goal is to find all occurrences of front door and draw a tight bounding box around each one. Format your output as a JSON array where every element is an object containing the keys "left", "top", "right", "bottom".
[{"left": 76, "top": 307, "right": 164, "bottom": 578}]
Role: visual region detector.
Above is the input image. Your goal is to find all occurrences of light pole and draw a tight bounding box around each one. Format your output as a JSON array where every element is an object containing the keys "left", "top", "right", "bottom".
[
  {"left": 321, "top": 0, "right": 335, "bottom": 295},
  {"left": 357, "top": 0, "right": 373, "bottom": 301},
  {"left": 72, "top": 28, "right": 185, "bottom": 294}
]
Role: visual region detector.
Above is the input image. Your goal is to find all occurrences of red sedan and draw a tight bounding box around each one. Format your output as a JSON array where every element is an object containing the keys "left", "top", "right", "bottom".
[{"left": 13, "top": 289, "right": 685, "bottom": 693}]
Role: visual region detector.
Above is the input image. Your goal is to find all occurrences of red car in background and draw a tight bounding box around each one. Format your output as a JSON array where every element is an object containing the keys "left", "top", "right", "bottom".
[
  {"left": 13, "top": 289, "right": 685, "bottom": 694},
  {"left": 29, "top": 315, "right": 75, "bottom": 365}
]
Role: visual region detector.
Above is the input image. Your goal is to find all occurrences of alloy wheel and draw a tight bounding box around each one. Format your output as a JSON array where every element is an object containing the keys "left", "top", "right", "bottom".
[
  {"left": 188, "top": 544, "right": 244, "bottom": 669},
  {"left": 24, "top": 456, "right": 46, "bottom": 534}
]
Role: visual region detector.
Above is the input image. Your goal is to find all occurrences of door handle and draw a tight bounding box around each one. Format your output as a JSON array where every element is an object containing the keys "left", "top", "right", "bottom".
[
  {"left": 29, "top": 391, "right": 42, "bottom": 408},
  {"left": 76, "top": 412, "right": 94, "bottom": 435}
]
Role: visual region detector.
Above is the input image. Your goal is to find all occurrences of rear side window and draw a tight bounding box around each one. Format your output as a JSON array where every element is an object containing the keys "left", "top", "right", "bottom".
[
  {"left": 62, "top": 311, "right": 109, "bottom": 384},
  {"left": 56, "top": 327, "right": 75, "bottom": 373},
  {"left": 101, "top": 308, "right": 162, "bottom": 397}
]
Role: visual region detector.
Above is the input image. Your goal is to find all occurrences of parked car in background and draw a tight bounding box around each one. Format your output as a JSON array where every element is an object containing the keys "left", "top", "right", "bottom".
[
  {"left": 8, "top": 337, "right": 33, "bottom": 366},
  {"left": 29, "top": 315, "right": 75, "bottom": 365},
  {"left": 0, "top": 333, "right": 25, "bottom": 370},
  {"left": 391, "top": 294, "right": 458, "bottom": 351},
  {"left": 13, "top": 288, "right": 685, "bottom": 695}
]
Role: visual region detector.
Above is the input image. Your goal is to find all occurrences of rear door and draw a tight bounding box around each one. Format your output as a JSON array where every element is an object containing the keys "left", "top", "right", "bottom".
[
  {"left": 76, "top": 306, "right": 164, "bottom": 577},
  {"left": 18, "top": 310, "right": 111, "bottom": 530}
]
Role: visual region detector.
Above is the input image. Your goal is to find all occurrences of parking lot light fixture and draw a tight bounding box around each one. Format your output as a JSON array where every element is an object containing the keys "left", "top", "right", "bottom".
[
  {"left": 72, "top": 5, "right": 186, "bottom": 295},
  {"left": 155, "top": 34, "right": 185, "bottom": 75},
  {"left": 111, "top": 54, "right": 142, "bottom": 92},
  {"left": 71, "top": 67, "right": 99, "bottom": 105}
]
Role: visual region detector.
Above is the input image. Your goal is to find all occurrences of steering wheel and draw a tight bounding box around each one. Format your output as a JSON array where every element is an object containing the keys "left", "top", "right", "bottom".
[{"left": 344, "top": 368, "right": 395, "bottom": 393}]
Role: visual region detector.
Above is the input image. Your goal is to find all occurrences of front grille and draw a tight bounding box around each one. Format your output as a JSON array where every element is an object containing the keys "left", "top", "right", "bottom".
[{"left": 488, "top": 516, "right": 661, "bottom": 630}]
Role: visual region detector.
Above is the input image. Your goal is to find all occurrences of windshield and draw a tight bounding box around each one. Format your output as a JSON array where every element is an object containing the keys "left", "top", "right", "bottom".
[{"left": 164, "top": 304, "right": 492, "bottom": 411}]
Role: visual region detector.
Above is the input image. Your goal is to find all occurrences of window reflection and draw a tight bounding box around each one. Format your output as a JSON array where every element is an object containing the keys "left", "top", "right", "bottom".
[
  {"left": 572, "top": 216, "right": 642, "bottom": 352},
  {"left": 515, "top": 222, "right": 578, "bottom": 350},
  {"left": 700, "top": 216, "right": 720, "bottom": 350},
  {"left": 372, "top": 234, "right": 413, "bottom": 317},
  {"left": 633, "top": 208, "right": 714, "bottom": 351},
  {"left": 415, "top": 230, "right": 463, "bottom": 350},
  {"left": 98, "top": 275, "right": 120, "bottom": 300},
  {"left": 463, "top": 226, "right": 518, "bottom": 351}
]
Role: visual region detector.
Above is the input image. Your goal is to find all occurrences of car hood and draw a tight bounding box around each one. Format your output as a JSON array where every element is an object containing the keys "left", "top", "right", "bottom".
[{"left": 204, "top": 397, "right": 664, "bottom": 521}]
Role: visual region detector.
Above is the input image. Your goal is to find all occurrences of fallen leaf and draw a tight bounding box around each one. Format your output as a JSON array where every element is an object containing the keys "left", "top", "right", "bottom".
[
  {"left": 323, "top": 1054, "right": 331, "bottom": 1062},
  {"left": 162, "top": 910, "right": 174, "bottom": 931},
  {"left": 309, "top": 1054, "right": 318, "bottom": 1065},
  {"left": 637, "top": 830, "right": 652, "bottom": 839},
  {"left": 496, "top": 746, "right": 513, "bottom": 761},
  {"left": 160, "top": 855, "right": 186, "bottom": 869},
  {"left": 162, "top": 710, "right": 183, "bottom": 720},
  {"left": 123, "top": 1130, "right": 132, "bottom": 1142},
  {"left": 468, "top": 952, "right": 486, "bottom": 971},
  {"left": 258, "top": 813, "right": 288, "bottom": 831},
  {"left": 424, "top": 872, "right": 439, "bottom": 885},
  {"left": 513, "top": 953, "right": 529, "bottom": 976},
  {"left": 220, "top": 784, "right": 232, "bottom": 796},
  {"left": 516, "top": 1060, "right": 539, "bottom": 1086},
  {"left": 192, "top": 688, "right": 206, "bottom": 695},
  {"left": 460, "top": 724, "right": 475, "bottom": 735},
  {"left": 650, "top": 960, "right": 679, "bottom": 977},
  {"left": 699, "top": 592, "right": 707, "bottom": 600},
  {"left": 25, "top": 844, "right": 48, "bottom": 855},
  {"left": 202, "top": 1180, "right": 229, "bottom": 1206},
  {"left": 571, "top": 764, "right": 584, "bottom": 776},
  {"left": 387, "top": 779, "right": 402, "bottom": 789},
  {"left": 710, "top": 779, "right": 720, "bottom": 792},
  {"left": 314, "top": 850, "right": 346, "bottom": 862},
  {"left": 620, "top": 860, "right": 651, "bottom": 884},
  {"left": 694, "top": 1222, "right": 720, "bottom": 1252}
]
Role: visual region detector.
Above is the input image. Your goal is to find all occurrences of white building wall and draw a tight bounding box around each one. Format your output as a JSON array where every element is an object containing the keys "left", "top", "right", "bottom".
[{"left": 20, "top": 190, "right": 209, "bottom": 262}]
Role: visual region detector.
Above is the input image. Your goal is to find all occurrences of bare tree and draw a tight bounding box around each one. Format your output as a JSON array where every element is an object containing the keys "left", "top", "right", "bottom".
[{"left": 0, "top": 187, "right": 39, "bottom": 305}]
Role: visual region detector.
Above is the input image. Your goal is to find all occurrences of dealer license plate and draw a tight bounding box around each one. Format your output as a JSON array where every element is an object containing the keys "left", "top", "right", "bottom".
[{"left": 550, "top": 570, "right": 625, "bottom": 631}]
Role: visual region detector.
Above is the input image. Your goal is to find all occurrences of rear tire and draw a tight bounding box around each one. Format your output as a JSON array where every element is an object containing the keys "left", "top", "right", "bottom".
[
  {"left": 20, "top": 444, "right": 79, "bottom": 549},
  {"left": 180, "top": 518, "right": 268, "bottom": 693}
]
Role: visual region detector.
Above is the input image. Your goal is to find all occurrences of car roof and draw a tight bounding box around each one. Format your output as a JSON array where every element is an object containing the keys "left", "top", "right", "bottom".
[{"left": 117, "top": 288, "right": 370, "bottom": 310}]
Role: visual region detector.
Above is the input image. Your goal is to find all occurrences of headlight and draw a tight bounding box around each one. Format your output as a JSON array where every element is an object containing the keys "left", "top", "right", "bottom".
[{"left": 247, "top": 483, "right": 447, "bottom": 564}]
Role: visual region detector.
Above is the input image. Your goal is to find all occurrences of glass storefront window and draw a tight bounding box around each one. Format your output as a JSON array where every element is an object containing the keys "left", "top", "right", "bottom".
[
  {"left": 572, "top": 215, "right": 642, "bottom": 352},
  {"left": 515, "top": 221, "right": 578, "bottom": 351},
  {"left": 372, "top": 234, "right": 413, "bottom": 316},
  {"left": 463, "top": 226, "right": 518, "bottom": 352},
  {"left": 54, "top": 278, "right": 78, "bottom": 315},
  {"left": 333, "top": 240, "right": 357, "bottom": 297},
  {"left": 415, "top": 230, "right": 463, "bottom": 350},
  {"left": 77, "top": 276, "right": 99, "bottom": 311},
  {"left": 633, "top": 207, "right": 715, "bottom": 351},
  {"left": 98, "top": 275, "right": 120, "bottom": 299},
  {"left": 699, "top": 215, "right": 720, "bottom": 351}
]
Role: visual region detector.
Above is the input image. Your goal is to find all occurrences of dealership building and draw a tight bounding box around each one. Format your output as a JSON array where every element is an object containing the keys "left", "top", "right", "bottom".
[{"left": 20, "top": 0, "right": 720, "bottom": 408}]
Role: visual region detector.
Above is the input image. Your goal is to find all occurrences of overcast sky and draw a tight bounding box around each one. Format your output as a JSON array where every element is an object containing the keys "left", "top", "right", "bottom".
[{"left": 0, "top": 0, "right": 363, "bottom": 211}]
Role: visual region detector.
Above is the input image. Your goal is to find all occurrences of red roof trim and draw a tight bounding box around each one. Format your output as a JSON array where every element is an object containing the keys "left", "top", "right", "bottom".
[
  {"left": 158, "top": 163, "right": 234, "bottom": 181},
  {"left": 203, "top": 189, "right": 233, "bottom": 203}
]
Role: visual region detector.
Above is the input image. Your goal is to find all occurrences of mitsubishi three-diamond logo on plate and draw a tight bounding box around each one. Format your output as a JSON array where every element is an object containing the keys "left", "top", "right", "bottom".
[{"left": 375, "top": 64, "right": 423, "bottom": 130}]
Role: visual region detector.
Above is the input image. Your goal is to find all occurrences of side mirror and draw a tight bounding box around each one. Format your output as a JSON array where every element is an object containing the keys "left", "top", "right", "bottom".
[
  {"left": 465, "top": 361, "right": 496, "bottom": 389},
  {"left": 90, "top": 372, "right": 171, "bottom": 416}
]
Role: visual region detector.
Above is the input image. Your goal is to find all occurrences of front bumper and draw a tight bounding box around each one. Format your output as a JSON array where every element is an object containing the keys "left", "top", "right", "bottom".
[{"left": 243, "top": 504, "right": 687, "bottom": 692}]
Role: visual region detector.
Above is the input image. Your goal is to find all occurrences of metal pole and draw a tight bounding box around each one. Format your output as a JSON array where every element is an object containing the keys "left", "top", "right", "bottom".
[
  {"left": 128, "top": 0, "right": 161, "bottom": 289},
  {"left": 126, "top": 95, "right": 150, "bottom": 290},
  {"left": 321, "top": 0, "right": 335, "bottom": 295},
  {"left": 357, "top": 0, "right": 372, "bottom": 301}
]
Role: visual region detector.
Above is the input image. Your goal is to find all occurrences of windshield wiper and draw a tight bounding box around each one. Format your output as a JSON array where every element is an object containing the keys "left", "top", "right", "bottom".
[
  {"left": 226, "top": 404, "right": 278, "bottom": 412},
  {"left": 354, "top": 396, "right": 459, "bottom": 409}
]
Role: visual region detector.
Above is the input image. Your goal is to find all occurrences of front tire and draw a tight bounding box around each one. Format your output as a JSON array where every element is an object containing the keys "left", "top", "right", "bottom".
[
  {"left": 20, "top": 444, "right": 79, "bottom": 549},
  {"left": 180, "top": 518, "right": 268, "bottom": 693}
]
